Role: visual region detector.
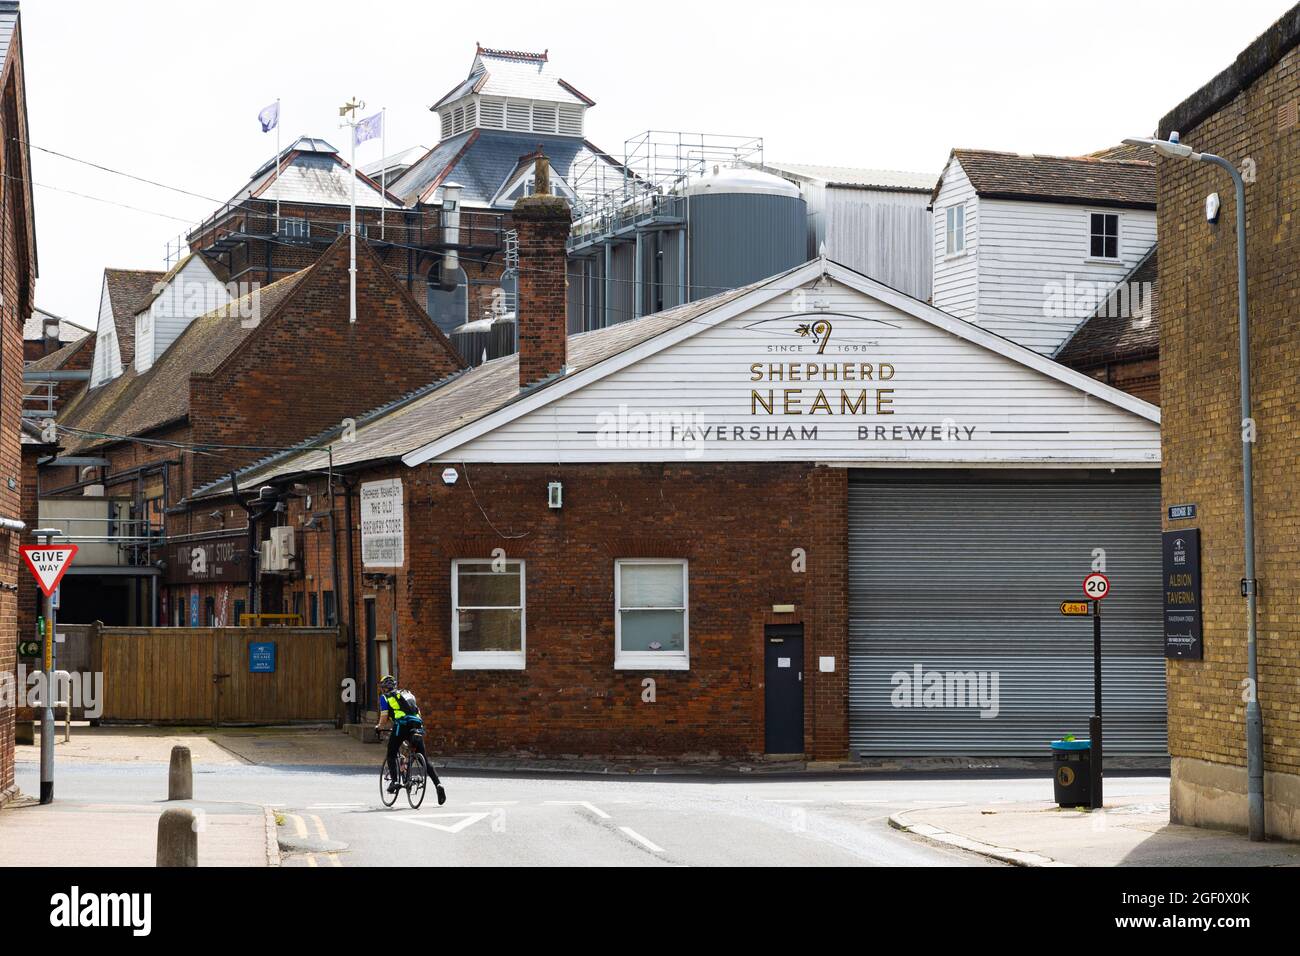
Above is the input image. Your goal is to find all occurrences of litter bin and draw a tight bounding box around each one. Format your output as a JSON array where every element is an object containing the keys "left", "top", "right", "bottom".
[{"left": 1051, "top": 739, "right": 1091, "bottom": 807}]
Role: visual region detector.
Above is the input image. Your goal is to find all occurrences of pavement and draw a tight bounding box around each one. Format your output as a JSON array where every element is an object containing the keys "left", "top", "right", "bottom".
[
  {"left": 2, "top": 725, "right": 1294, "bottom": 867},
  {"left": 891, "top": 795, "right": 1300, "bottom": 867}
]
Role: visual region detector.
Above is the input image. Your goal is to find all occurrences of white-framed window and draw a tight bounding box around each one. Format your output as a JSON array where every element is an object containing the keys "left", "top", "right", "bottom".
[
  {"left": 614, "top": 559, "right": 688, "bottom": 670},
  {"left": 277, "top": 217, "right": 310, "bottom": 239},
  {"left": 944, "top": 204, "right": 966, "bottom": 256},
  {"left": 1088, "top": 212, "right": 1120, "bottom": 260},
  {"left": 335, "top": 221, "right": 368, "bottom": 238},
  {"left": 452, "top": 559, "right": 526, "bottom": 669}
]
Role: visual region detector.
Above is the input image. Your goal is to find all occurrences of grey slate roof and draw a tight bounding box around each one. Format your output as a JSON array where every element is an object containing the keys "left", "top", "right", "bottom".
[
  {"left": 432, "top": 47, "right": 593, "bottom": 110},
  {"left": 225, "top": 136, "right": 399, "bottom": 210},
  {"left": 198, "top": 275, "right": 775, "bottom": 494},
  {"left": 24, "top": 307, "right": 92, "bottom": 343},
  {"left": 388, "top": 129, "right": 620, "bottom": 207}
]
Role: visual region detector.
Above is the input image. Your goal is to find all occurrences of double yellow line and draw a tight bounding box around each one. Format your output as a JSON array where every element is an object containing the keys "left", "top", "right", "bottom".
[{"left": 285, "top": 812, "right": 342, "bottom": 868}]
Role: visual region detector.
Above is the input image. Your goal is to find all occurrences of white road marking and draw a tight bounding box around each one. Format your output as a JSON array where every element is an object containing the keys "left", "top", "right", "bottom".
[
  {"left": 469, "top": 801, "right": 519, "bottom": 806},
  {"left": 768, "top": 798, "right": 816, "bottom": 804},
  {"left": 544, "top": 800, "right": 610, "bottom": 819},
  {"left": 619, "top": 826, "right": 665, "bottom": 853},
  {"left": 387, "top": 812, "right": 489, "bottom": 834}
]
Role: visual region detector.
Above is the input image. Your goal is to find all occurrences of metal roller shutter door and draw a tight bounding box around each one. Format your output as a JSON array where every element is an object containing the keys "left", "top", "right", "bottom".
[{"left": 848, "top": 476, "right": 1167, "bottom": 756}]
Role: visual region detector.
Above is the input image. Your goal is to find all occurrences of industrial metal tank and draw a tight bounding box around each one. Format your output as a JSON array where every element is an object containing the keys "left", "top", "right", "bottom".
[{"left": 682, "top": 166, "right": 807, "bottom": 302}]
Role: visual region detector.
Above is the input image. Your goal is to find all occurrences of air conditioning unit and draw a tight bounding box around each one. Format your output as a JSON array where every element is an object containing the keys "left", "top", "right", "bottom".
[{"left": 262, "top": 526, "right": 296, "bottom": 573}]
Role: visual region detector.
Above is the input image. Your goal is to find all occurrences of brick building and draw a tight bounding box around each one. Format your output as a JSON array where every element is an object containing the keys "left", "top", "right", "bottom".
[
  {"left": 28, "top": 236, "right": 464, "bottom": 642},
  {"left": 202, "top": 175, "right": 1167, "bottom": 760},
  {"left": 0, "top": 0, "right": 37, "bottom": 806},
  {"left": 1155, "top": 5, "right": 1300, "bottom": 839}
]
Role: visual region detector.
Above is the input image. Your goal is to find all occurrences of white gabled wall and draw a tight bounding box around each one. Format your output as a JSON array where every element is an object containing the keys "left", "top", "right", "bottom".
[
  {"left": 434, "top": 276, "right": 1160, "bottom": 466},
  {"left": 976, "top": 200, "right": 1156, "bottom": 355},
  {"left": 89, "top": 275, "right": 122, "bottom": 388},
  {"left": 930, "top": 159, "right": 978, "bottom": 319},
  {"left": 135, "top": 257, "right": 230, "bottom": 373}
]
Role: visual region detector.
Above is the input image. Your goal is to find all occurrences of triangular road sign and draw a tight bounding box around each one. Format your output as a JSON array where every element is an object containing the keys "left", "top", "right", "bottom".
[{"left": 20, "top": 544, "right": 79, "bottom": 597}]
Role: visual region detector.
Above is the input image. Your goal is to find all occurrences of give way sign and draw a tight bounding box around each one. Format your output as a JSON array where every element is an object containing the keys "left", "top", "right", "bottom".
[{"left": 20, "top": 544, "right": 78, "bottom": 597}]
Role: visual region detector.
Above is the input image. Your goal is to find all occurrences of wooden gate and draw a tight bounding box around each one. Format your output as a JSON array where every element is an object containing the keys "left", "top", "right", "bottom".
[{"left": 93, "top": 626, "right": 345, "bottom": 725}]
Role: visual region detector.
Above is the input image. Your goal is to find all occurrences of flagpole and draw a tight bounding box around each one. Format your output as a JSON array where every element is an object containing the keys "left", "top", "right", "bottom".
[
  {"left": 349, "top": 114, "right": 357, "bottom": 324},
  {"left": 380, "top": 107, "right": 386, "bottom": 241},
  {"left": 274, "top": 98, "right": 281, "bottom": 225}
]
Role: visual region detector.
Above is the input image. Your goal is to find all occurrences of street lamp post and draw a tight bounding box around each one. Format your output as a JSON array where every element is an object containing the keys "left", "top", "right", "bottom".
[{"left": 1125, "top": 133, "right": 1264, "bottom": 841}]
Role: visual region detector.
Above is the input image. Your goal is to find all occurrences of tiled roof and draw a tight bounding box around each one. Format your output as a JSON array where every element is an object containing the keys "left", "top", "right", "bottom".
[
  {"left": 58, "top": 268, "right": 310, "bottom": 453},
  {"left": 1056, "top": 247, "right": 1159, "bottom": 367},
  {"left": 26, "top": 332, "right": 95, "bottom": 373},
  {"left": 103, "top": 268, "right": 165, "bottom": 366},
  {"left": 758, "top": 161, "right": 937, "bottom": 192},
  {"left": 1088, "top": 142, "right": 1158, "bottom": 163},
  {"left": 388, "top": 129, "right": 621, "bottom": 207},
  {"left": 198, "top": 276, "right": 772, "bottom": 493},
  {"left": 941, "top": 149, "right": 1156, "bottom": 209}
]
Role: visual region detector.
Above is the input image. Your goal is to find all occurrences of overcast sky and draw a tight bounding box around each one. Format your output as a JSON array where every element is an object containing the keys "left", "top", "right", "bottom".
[{"left": 21, "top": 0, "right": 1289, "bottom": 325}]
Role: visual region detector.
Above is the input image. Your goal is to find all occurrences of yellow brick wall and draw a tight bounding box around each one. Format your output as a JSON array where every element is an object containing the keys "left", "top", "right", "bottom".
[{"left": 1159, "top": 45, "right": 1300, "bottom": 776}]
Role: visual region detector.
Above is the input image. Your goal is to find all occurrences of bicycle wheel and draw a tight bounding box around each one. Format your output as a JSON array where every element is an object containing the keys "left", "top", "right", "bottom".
[
  {"left": 407, "top": 753, "right": 428, "bottom": 809},
  {"left": 379, "top": 759, "right": 399, "bottom": 807}
]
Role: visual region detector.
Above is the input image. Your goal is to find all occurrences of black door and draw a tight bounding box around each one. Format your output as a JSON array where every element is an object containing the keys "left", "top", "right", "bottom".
[{"left": 764, "top": 624, "right": 804, "bottom": 754}]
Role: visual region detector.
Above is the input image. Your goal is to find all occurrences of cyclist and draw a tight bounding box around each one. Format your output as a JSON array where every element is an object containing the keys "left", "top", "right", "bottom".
[{"left": 375, "top": 675, "right": 446, "bottom": 805}]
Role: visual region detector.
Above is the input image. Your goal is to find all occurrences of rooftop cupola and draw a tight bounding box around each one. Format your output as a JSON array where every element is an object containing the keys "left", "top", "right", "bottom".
[{"left": 431, "top": 45, "right": 594, "bottom": 142}]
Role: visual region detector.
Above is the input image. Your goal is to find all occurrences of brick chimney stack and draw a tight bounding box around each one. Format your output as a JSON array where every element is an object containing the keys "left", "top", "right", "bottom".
[{"left": 513, "top": 155, "right": 570, "bottom": 388}]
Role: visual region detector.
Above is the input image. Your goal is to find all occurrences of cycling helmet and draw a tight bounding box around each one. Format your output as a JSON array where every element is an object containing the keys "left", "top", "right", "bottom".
[{"left": 379, "top": 674, "right": 397, "bottom": 691}]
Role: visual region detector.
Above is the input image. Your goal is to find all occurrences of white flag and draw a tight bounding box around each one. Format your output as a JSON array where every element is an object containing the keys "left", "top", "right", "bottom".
[
  {"left": 354, "top": 112, "right": 382, "bottom": 146},
  {"left": 258, "top": 101, "right": 280, "bottom": 133}
]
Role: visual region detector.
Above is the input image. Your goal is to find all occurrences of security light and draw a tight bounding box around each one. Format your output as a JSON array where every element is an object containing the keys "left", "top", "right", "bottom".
[{"left": 1122, "top": 133, "right": 1197, "bottom": 159}]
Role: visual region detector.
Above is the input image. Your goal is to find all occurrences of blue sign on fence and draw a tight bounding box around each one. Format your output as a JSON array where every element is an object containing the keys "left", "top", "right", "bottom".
[{"left": 249, "top": 642, "right": 276, "bottom": 673}]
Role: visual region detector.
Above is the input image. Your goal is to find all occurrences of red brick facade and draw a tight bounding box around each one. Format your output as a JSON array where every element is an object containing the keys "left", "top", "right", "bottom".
[
  {"left": 288, "top": 461, "right": 851, "bottom": 758},
  {"left": 188, "top": 238, "right": 463, "bottom": 489},
  {"left": 513, "top": 195, "right": 570, "bottom": 386}
]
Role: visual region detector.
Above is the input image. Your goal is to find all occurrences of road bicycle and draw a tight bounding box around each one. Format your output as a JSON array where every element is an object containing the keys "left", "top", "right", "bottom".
[{"left": 377, "top": 727, "right": 428, "bottom": 809}]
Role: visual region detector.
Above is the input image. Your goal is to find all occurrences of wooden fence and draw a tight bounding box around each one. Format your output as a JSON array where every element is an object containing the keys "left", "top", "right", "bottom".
[{"left": 87, "top": 625, "right": 346, "bottom": 725}]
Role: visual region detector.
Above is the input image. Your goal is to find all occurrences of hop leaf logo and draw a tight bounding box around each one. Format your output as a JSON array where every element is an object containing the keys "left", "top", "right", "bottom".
[{"left": 795, "top": 319, "right": 833, "bottom": 354}]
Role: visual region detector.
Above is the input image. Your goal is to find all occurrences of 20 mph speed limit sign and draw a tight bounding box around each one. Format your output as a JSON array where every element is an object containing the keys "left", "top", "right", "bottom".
[{"left": 1083, "top": 572, "right": 1110, "bottom": 600}]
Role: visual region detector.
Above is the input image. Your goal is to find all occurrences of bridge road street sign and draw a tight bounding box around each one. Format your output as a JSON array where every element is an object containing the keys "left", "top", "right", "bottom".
[{"left": 20, "top": 544, "right": 78, "bottom": 597}]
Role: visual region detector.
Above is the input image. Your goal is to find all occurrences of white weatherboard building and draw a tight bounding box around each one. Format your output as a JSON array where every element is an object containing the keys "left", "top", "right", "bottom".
[
  {"left": 230, "top": 256, "right": 1166, "bottom": 756},
  {"left": 931, "top": 149, "right": 1157, "bottom": 356}
]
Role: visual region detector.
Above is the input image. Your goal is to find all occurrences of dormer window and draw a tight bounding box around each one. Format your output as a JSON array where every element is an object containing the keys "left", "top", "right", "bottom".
[
  {"left": 1089, "top": 212, "right": 1120, "bottom": 260},
  {"left": 491, "top": 164, "right": 576, "bottom": 208}
]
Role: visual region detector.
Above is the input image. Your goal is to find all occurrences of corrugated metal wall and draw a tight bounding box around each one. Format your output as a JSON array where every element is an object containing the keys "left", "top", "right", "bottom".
[
  {"left": 848, "top": 474, "right": 1166, "bottom": 756},
  {"left": 687, "top": 193, "right": 807, "bottom": 303}
]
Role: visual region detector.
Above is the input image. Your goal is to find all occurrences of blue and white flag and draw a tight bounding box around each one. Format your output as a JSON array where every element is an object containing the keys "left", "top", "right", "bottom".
[
  {"left": 354, "top": 112, "right": 382, "bottom": 146},
  {"left": 258, "top": 101, "right": 280, "bottom": 133}
]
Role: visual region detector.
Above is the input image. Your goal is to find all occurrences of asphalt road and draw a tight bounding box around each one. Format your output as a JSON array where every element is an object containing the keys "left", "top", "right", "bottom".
[{"left": 15, "top": 759, "right": 1170, "bottom": 867}]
